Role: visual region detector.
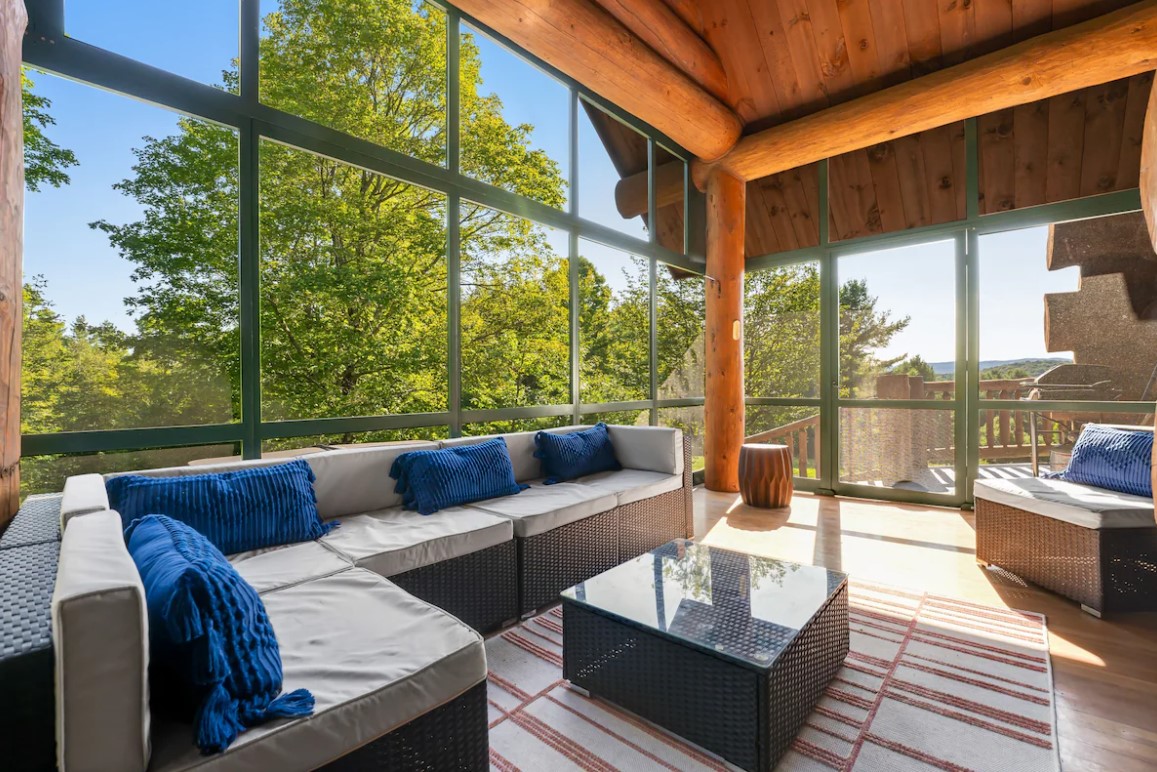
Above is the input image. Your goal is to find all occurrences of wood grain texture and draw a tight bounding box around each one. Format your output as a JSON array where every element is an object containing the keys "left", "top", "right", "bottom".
[
  {"left": 589, "top": 0, "right": 731, "bottom": 103},
  {"left": 705, "top": 170, "right": 745, "bottom": 493},
  {"left": 693, "top": 1, "right": 1157, "bottom": 183},
  {"left": 1141, "top": 71, "right": 1157, "bottom": 254},
  {"left": 738, "top": 443, "right": 794, "bottom": 508},
  {"left": 0, "top": 0, "right": 26, "bottom": 527},
  {"left": 451, "top": 0, "right": 741, "bottom": 160},
  {"left": 692, "top": 488, "right": 1157, "bottom": 772}
]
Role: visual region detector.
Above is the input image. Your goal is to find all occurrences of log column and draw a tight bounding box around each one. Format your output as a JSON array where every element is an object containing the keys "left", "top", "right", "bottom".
[
  {"left": 704, "top": 170, "right": 745, "bottom": 492},
  {"left": 0, "top": 0, "right": 27, "bottom": 526}
]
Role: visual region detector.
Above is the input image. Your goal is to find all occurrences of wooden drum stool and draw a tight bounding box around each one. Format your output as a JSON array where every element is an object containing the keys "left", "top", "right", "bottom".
[{"left": 738, "top": 443, "right": 793, "bottom": 508}]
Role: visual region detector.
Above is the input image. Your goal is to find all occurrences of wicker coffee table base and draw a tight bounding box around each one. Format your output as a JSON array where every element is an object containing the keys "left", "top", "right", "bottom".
[{"left": 563, "top": 583, "right": 849, "bottom": 771}]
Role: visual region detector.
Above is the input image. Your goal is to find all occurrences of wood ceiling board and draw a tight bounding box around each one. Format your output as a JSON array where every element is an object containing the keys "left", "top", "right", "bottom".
[
  {"left": 1079, "top": 78, "right": 1130, "bottom": 198},
  {"left": 1011, "top": 0, "right": 1054, "bottom": 36},
  {"left": 745, "top": 0, "right": 808, "bottom": 120},
  {"left": 803, "top": 0, "right": 862, "bottom": 101},
  {"left": 892, "top": 133, "right": 933, "bottom": 229},
  {"left": 974, "top": 0, "right": 1018, "bottom": 57},
  {"left": 868, "top": 0, "right": 914, "bottom": 87},
  {"left": 782, "top": 165, "right": 822, "bottom": 247},
  {"left": 919, "top": 123, "right": 963, "bottom": 224},
  {"left": 978, "top": 109, "right": 1017, "bottom": 213},
  {"left": 835, "top": 0, "right": 883, "bottom": 94},
  {"left": 1046, "top": 90, "right": 1088, "bottom": 203},
  {"left": 1013, "top": 100, "right": 1051, "bottom": 209},
  {"left": 901, "top": 0, "right": 946, "bottom": 75},
  {"left": 1117, "top": 72, "right": 1154, "bottom": 191},
  {"left": 864, "top": 141, "right": 909, "bottom": 233},
  {"left": 756, "top": 175, "right": 804, "bottom": 251},
  {"left": 937, "top": 0, "right": 979, "bottom": 66},
  {"left": 700, "top": 0, "right": 783, "bottom": 122},
  {"left": 776, "top": 0, "right": 838, "bottom": 108},
  {"left": 829, "top": 149, "right": 882, "bottom": 240}
]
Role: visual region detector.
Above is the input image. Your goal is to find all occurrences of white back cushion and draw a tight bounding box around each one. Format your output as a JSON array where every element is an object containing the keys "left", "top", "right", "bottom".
[
  {"left": 53, "top": 510, "right": 150, "bottom": 772},
  {"left": 100, "top": 442, "right": 439, "bottom": 520},
  {"left": 607, "top": 425, "right": 684, "bottom": 475}
]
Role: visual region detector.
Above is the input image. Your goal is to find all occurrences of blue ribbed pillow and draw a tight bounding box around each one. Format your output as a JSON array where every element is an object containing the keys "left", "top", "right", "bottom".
[
  {"left": 107, "top": 460, "right": 335, "bottom": 556},
  {"left": 389, "top": 438, "right": 526, "bottom": 515},
  {"left": 534, "top": 423, "right": 621, "bottom": 484},
  {"left": 1046, "top": 424, "right": 1153, "bottom": 498},
  {"left": 125, "top": 515, "right": 313, "bottom": 754}
]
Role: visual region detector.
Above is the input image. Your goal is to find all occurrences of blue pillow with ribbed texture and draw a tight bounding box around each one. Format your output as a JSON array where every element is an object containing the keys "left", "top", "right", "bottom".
[
  {"left": 1045, "top": 424, "right": 1153, "bottom": 498},
  {"left": 107, "top": 460, "right": 335, "bottom": 556},
  {"left": 534, "top": 423, "right": 621, "bottom": 484},
  {"left": 389, "top": 438, "right": 526, "bottom": 515},
  {"left": 125, "top": 515, "right": 314, "bottom": 755}
]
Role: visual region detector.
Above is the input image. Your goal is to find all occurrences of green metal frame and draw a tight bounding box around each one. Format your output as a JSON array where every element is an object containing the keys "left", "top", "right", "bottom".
[
  {"left": 19, "top": 0, "right": 707, "bottom": 467},
  {"left": 747, "top": 117, "right": 1153, "bottom": 508}
]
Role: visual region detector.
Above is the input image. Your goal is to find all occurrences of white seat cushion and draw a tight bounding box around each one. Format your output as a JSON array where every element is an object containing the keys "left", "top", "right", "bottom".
[
  {"left": 607, "top": 425, "right": 684, "bottom": 476},
  {"left": 466, "top": 482, "right": 617, "bottom": 538},
  {"left": 148, "top": 569, "right": 486, "bottom": 772},
  {"left": 319, "top": 506, "right": 513, "bottom": 577},
  {"left": 228, "top": 541, "right": 352, "bottom": 594},
  {"left": 574, "top": 468, "right": 683, "bottom": 506},
  {"left": 974, "top": 477, "right": 1156, "bottom": 530}
]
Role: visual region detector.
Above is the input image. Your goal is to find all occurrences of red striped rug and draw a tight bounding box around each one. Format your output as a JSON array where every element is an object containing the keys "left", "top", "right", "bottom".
[{"left": 485, "top": 581, "right": 1058, "bottom": 771}]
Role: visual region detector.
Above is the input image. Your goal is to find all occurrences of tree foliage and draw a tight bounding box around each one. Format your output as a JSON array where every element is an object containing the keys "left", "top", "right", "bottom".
[{"left": 22, "top": 71, "right": 78, "bottom": 192}]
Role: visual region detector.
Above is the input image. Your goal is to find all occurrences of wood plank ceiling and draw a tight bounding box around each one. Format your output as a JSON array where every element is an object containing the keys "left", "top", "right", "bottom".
[{"left": 591, "top": 0, "right": 1154, "bottom": 259}]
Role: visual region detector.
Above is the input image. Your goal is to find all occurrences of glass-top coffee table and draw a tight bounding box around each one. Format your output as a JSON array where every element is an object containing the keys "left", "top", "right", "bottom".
[{"left": 561, "top": 539, "right": 849, "bottom": 772}]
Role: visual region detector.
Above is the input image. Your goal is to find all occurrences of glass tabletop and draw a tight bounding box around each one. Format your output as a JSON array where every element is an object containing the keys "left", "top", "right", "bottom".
[{"left": 561, "top": 539, "right": 847, "bottom": 671}]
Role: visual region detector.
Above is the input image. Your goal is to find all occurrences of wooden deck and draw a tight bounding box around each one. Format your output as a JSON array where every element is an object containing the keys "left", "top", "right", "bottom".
[
  {"left": 693, "top": 489, "right": 1157, "bottom": 772},
  {"left": 846, "top": 462, "right": 1040, "bottom": 493}
]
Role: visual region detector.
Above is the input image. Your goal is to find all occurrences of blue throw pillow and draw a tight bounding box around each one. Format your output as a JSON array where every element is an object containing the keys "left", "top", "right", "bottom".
[
  {"left": 107, "top": 460, "right": 335, "bottom": 555},
  {"left": 125, "top": 515, "right": 314, "bottom": 754},
  {"left": 389, "top": 438, "right": 526, "bottom": 515},
  {"left": 534, "top": 423, "right": 621, "bottom": 484},
  {"left": 1046, "top": 424, "right": 1153, "bottom": 498}
]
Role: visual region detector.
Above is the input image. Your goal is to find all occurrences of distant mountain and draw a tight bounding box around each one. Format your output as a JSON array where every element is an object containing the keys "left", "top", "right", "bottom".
[{"left": 928, "top": 357, "right": 1071, "bottom": 378}]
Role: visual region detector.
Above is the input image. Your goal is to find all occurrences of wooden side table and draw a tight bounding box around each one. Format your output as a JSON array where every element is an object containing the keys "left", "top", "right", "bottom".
[{"left": 738, "top": 443, "right": 793, "bottom": 508}]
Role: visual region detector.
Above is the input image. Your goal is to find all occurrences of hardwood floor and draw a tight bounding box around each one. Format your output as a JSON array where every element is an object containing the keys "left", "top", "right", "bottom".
[{"left": 691, "top": 489, "right": 1157, "bottom": 772}]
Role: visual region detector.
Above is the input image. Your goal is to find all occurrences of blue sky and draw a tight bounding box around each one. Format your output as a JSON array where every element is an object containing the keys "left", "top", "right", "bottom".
[{"left": 27, "top": 1, "right": 1073, "bottom": 365}]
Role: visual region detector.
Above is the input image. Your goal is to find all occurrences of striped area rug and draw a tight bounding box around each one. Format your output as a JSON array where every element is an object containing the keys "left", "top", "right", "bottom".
[{"left": 485, "top": 581, "right": 1058, "bottom": 771}]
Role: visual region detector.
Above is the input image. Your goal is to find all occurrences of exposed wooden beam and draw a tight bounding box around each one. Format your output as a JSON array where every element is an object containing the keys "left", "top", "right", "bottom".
[
  {"left": 452, "top": 0, "right": 741, "bottom": 161},
  {"left": 589, "top": 0, "right": 730, "bottom": 103},
  {"left": 694, "top": 0, "right": 1157, "bottom": 185},
  {"left": 704, "top": 169, "right": 745, "bottom": 493},
  {"left": 614, "top": 160, "right": 685, "bottom": 218},
  {"left": 0, "top": 0, "right": 27, "bottom": 527},
  {"left": 1141, "top": 69, "right": 1157, "bottom": 253}
]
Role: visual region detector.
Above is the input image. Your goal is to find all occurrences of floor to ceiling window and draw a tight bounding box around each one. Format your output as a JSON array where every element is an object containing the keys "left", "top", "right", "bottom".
[{"left": 18, "top": 0, "right": 704, "bottom": 495}]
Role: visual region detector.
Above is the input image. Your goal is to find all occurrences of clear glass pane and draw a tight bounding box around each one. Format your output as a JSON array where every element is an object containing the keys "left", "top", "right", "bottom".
[
  {"left": 838, "top": 240, "right": 956, "bottom": 399},
  {"left": 656, "top": 270, "right": 704, "bottom": 400},
  {"left": 746, "top": 406, "right": 821, "bottom": 479},
  {"left": 459, "top": 25, "right": 569, "bottom": 208},
  {"left": 260, "top": 0, "right": 447, "bottom": 166},
  {"left": 259, "top": 141, "right": 447, "bottom": 420},
  {"left": 578, "top": 99, "right": 649, "bottom": 240},
  {"left": 22, "top": 445, "right": 239, "bottom": 497},
  {"left": 460, "top": 206, "right": 570, "bottom": 410},
  {"left": 839, "top": 408, "right": 956, "bottom": 495},
  {"left": 578, "top": 240, "right": 650, "bottom": 403},
  {"left": 22, "top": 73, "right": 240, "bottom": 434},
  {"left": 976, "top": 408, "right": 1153, "bottom": 478},
  {"left": 658, "top": 406, "right": 703, "bottom": 472},
  {"left": 745, "top": 262, "right": 821, "bottom": 398},
  {"left": 67, "top": 1, "right": 239, "bottom": 92},
  {"left": 979, "top": 212, "right": 1157, "bottom": 402}
]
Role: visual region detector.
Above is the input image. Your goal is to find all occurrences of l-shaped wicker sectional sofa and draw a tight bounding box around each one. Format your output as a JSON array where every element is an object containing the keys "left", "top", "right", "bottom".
[{"left": 53, "top": 424, "right": 691, "bottom": 771}]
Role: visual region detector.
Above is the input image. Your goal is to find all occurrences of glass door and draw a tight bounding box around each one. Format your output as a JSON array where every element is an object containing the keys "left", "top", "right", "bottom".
[{"left": 828, "top": 236, "right": 967, "bottom": 505}]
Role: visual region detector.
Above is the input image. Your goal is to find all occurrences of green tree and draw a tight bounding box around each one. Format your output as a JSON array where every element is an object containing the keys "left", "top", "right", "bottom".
[
  {"left": 839, "top": 279, "right": 909, "bottom": 397},
  {"left": 22, "top": 71, "right": 78, "bottom": 192},
  {"left": 96, "top": 0, "right": 567, "bottom": 442},
  {"left": 890, "top": 354, "right": 937, "bottom": 382}
]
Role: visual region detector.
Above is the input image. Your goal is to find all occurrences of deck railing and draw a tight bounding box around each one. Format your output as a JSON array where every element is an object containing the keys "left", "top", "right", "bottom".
[{"left": 744, "top": 377, "right": 1104, "bottom": 474}]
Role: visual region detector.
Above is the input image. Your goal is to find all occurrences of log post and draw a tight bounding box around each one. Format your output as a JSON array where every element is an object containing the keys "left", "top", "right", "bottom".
[
  {"left": 704, "top": 169, "right": 745, "bottom": 492},
  {"left": 0, "top": 0, "right": 26, "bottom": 527},
  {"left": 1141, "top": 63, "right": 1157, "bottom": 254}
]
